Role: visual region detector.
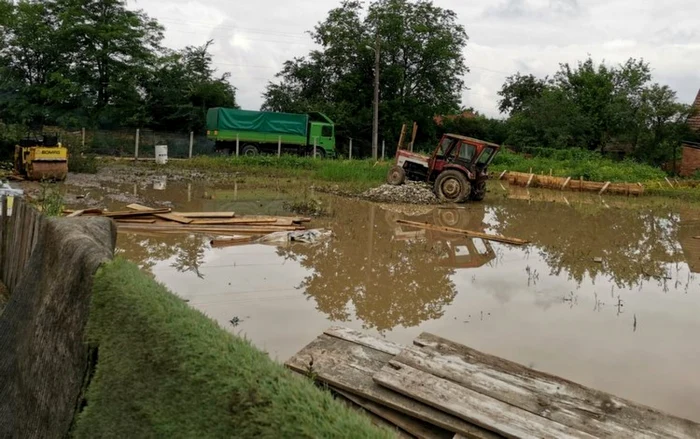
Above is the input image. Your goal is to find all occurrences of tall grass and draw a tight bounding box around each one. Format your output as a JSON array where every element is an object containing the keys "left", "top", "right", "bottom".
[
  {"left": 491, "top": 149, "right": 666, "bottom": 182},
  {"left": 74, "top": 258, "right": 392, "bottom": 438}
]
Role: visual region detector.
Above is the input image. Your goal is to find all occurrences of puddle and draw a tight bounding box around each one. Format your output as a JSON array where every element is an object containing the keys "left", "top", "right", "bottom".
[{"left": 72, "top": 177, "right": 700, "bottom": 422}]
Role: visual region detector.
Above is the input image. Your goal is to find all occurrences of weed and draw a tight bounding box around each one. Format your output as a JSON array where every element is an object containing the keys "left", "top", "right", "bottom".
[
  {"left": 36, "top": 182, "right": 64, "bottom": 216},
  {"left": 69, "top": 152, "right": 99, "bottom": 174}
]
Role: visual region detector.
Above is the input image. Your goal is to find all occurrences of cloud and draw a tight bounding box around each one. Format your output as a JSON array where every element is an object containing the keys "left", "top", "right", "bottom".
[{"left": 484, "top": 0, "right": 582, "bottom": 20}]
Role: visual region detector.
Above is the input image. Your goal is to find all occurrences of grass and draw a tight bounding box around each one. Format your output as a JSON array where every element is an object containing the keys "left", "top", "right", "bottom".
[
  {"left": 73, "top": 258, "right": 392, "bottom": 439},
  {"left": 491, "top": 149, "right": 666, "bottom": 182},
  {"left": 164, "top": 155, "right": 390, "bottom": 189}
]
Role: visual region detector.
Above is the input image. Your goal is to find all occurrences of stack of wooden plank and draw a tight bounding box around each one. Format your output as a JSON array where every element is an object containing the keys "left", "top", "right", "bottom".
[
  {"left": 63, "top": 203, "right": 311, "bottom": 236},
  {"left": 504, "top": 171, "right": 644, "bottom": 196},
  {"left": 286, "top": 327, "right": 700, "bottom": 439}
]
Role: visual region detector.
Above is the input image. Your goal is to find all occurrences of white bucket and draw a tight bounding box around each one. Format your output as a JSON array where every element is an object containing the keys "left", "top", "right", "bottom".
[{"left": 155, "top": 144, "right": 168, "bottom": 164}]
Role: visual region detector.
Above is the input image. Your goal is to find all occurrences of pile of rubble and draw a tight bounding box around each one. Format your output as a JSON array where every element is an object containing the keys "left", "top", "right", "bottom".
[{"left": 361, "top": 181, "right": 440, "bottom": 204}]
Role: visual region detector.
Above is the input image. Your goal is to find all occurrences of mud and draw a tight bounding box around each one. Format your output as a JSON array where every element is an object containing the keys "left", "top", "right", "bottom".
[{"left": 27, "top": 168, "right": 700, "bottom": 423}]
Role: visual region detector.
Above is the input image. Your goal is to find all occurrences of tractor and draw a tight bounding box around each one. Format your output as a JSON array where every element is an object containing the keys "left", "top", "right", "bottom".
[{"left": 386, "top": 134, "right": 500, "bottom": 203}]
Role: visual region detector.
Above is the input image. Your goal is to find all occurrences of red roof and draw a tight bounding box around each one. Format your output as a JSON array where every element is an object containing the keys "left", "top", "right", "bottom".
[{"left": 689, "top": 89, "right": 700, "bottom": 132}]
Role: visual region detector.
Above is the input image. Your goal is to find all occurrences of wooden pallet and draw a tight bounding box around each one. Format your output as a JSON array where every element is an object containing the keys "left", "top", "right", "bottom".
[{"left": 286, "top": 327, "right": 700, "bottom": 439}]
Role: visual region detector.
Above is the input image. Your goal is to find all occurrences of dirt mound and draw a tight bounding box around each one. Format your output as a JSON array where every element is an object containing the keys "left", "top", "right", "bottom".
[{"left": 361, "top": 181, "right": 440, "bottom": 204}]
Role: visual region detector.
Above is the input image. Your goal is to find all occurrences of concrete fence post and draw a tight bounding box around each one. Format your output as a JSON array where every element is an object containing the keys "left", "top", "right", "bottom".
[
  {"left": 235, "top": 134, "right": 239, "bottom": 157},
  {"left": 134, "top": 128, "right": 140, "bottom": 161},
  {"left": 81, "top": 127, "right": 86, "bottom": 148},
  {"left": 349, "top": 138, "right": 353, "bottom": 160},
  {"left": 278, "top": 136, "right": 282, "bottom": 157},
  {"left": 381, "top": 140, "right": 385, "bottom": 160},
  {"left": 188, "top": 131, "right": 194, "bottom": 159}
]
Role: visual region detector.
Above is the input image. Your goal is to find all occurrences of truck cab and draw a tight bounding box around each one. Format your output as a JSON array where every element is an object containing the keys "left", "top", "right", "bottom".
[{"left": 308, "top": 112, "right": 335, "bottom": 157}]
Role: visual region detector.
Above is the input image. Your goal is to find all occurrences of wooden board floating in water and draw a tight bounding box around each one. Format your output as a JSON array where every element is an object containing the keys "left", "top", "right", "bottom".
[
  {"left": 395, "top": 220, "right": 529, "bottom": 246},
  {"left": 286, "top": 327, "right": 700, "bottom": 439}
]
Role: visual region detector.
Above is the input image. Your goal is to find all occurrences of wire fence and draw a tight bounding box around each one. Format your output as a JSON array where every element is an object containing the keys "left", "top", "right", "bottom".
[{"left": 1, "top": 125, "right": 392, "bottom": 160}]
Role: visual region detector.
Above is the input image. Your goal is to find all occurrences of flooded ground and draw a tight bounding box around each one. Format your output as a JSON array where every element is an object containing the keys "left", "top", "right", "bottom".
[{"left": 64, "top": 175, "right": 700, "bottom": 422}]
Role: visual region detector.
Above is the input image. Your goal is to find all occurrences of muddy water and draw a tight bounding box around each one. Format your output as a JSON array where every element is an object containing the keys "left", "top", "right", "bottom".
[{"left": 93, "top": 179, "right": 700, "bottom": 422}]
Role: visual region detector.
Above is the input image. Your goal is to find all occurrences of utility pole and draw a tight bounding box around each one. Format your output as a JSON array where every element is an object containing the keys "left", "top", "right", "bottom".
[{"left": 371, "top": 34, "right": 380, "bottom": 161}]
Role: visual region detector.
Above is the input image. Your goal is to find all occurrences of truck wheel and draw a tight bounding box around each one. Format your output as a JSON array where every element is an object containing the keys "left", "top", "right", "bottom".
[
  {"left": 241, "top": 144, "right": 259, "bottom": 156},
  {"left": 470, "top": 181, "right": 486, "bottom": 201},
  {"left": 314, "top": 148, "right": 326, "bottom": 159},
  {"left": 387, "top": 166, "right": 406, "bottom": 185},
  {"left": 434, "top": 170, "right": 470, "bottom": 203}
]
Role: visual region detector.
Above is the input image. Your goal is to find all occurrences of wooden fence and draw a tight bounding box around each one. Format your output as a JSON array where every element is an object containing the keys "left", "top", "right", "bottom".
[{"left": 0, "top": 197, "right": 41, "bottom": 292}]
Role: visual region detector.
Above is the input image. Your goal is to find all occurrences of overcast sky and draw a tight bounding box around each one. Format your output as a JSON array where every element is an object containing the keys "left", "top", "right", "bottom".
[{"left": 131, "top": 0, "right": 700, "bottom": 117}]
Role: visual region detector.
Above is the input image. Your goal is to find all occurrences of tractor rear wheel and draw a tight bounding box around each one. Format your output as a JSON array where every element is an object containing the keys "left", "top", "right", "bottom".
[
  {"left": 386, "top": 166, "right": 406, "bottom": 185},
  {"left": 434, "top": 170, "right": 470, "bottom": 203},
  {"left": 469, "top": 181, "right": 486, "bottom": 201}
]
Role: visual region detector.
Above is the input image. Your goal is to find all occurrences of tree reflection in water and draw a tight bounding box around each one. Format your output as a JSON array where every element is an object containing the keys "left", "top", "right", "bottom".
[{"left": 117, "top": 233, "right": 207, "bottom": 278}]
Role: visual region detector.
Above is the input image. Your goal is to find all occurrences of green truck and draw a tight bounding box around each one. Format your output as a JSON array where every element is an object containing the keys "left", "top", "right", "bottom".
[{"left": 206, "top": 108, "right": 336, "bottom": 157}]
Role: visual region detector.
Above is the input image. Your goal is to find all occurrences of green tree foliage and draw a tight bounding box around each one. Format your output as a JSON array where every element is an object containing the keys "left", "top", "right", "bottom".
[
  {"left": 262, "top": 0, "right": 468, "bottom": 155},
  {"left": 0, "top": 0, "right": 235, "bottom": 131},
  {"left": 499, "top": 57, "right": 692, "bottom": 166}
]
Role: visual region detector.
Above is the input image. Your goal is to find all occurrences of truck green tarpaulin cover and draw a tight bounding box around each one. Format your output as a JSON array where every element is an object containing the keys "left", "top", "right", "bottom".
[{"left": 209, "top": 108, "right": 309, "bottom": 136}]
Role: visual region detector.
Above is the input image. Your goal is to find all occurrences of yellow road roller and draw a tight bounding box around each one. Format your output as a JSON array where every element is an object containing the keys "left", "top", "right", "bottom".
[{"left": 14, "top": 134, "right": 68, "bottom": 181}]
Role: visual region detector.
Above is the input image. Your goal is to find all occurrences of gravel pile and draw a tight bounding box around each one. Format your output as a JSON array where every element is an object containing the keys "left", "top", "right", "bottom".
[{"left": 361, "top": 181, "right": 440, "bottom": 204}]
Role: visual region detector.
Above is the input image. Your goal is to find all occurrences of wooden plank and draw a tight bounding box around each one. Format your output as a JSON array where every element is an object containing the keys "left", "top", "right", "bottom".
[
  {"left": 210, "top": 236, "right": 260, "bottom": 248},
  {"left": 374, "top": 361, "right": 597, "bottom": 439},
  {"left": 334, "top": 390, "right": 416, "bottom": 439},
  {"left": 190, "top": 218, "right": 278, "bottom": 225},
  {"left": 66, "top": 209, "right": 86, "bottom": 217},
  {"left": 396, "top": 220, "right": 529, "bottom": 246},
  {"left": 336, "top": 388, "right": 454, "bottom": 439},
  {"left": 103, "top": 208, "right": 171, "bottom": 218},
  {"left": 152, "top": 212, "right": 192, "bottom": 224},
  {"left": 285, "top": 334, "right": 499, "bottom": 439},
  {"left": 665, "top": 177, "right": 674, "bottom": 188},
  {"left": 125, "top": 203, "right": 191, "bottom": 223},
  {"left": 172, "top": 211, "right": 235, "bottom": 218},
  {"left": 115, "top": 218, "right": 157, "bottom": 224},
  {"left": 413, "top": 333, "right": 700, "bottom": 439},
  {"left": 599, "top": 181, "right": 611, "bottom": 195},
  {"left": 497, "top": 170, "right": 507, "bottom": 180},
  {"left": 324, "top": 326, "right": 402, "bottom": 356},
  {"left": 525, "top": 173, "right": 535, "bottom": 188},
  {"left": 561, "top": 176, "right": 571, "bottom": 190}
]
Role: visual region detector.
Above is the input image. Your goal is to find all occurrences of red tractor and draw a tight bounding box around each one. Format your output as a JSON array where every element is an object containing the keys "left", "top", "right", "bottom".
[{"left": 387, "top": 134, "right": 501, "bottom": 203}]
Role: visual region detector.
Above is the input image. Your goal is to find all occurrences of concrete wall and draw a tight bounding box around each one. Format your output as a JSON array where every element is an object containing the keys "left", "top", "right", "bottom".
[{"left": 0, "top": 216, "right": 116, "bottom": 439}]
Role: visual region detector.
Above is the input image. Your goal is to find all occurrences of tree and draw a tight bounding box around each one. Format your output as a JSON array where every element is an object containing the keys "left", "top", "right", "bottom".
[
  {"left": 499, "top": 57, "right": 689, "bottom": 165},
  {"left": 498, "top": 73, "right": 547, "bottom": 115},
  {"left": 262, "top": 0, "right": 468, "bottom": 155},
  {"left": 144, "top": 41, "right": 237, "bottom": 132}
]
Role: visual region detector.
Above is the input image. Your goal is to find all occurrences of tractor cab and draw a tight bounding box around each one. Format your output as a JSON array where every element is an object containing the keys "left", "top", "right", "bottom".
[{"left": 387, "top": 134, "right": 501, "bottom": 203}]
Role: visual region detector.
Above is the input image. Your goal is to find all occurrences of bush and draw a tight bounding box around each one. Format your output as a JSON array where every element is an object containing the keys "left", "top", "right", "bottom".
[{"left": 69, "top": 152, "right": 99, "bottom": 174}]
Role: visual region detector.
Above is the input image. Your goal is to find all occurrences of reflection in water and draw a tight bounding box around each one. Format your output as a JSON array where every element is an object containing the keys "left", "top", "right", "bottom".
[{"left": 114, "top": 190, "right": 700, "bottom": 421}]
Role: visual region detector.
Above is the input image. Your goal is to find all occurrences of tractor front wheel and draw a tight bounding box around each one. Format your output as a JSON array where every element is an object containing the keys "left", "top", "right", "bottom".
[
  {"left": 434, "top": 170, "right": 470, "bottom": 203},
  {"left": 387, "top": 166, "right": 406, "bottom": 185},
  {"left": 470, "top": 181, "right": 486, "bottom": 201}
]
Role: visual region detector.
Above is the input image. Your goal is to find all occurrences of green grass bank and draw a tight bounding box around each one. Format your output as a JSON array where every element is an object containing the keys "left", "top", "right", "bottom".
[{"left": 74, "top": 258, "right": 391, "bottom": 438}]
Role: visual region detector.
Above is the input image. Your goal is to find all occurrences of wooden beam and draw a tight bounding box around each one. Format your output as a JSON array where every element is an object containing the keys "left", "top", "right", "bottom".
[
  {"left": 561, "top": 176, "right": 571, "bottom": 190},
  {"left": 103, "top": 208, "right": 171, "bottom": 218},
  {"left": 374, "top": 361, "right": 597, "bottom": 439},
  {"left": 210, "top": 236, "right": 259, "bottom": 248},
  {"left": 525, "top": 173, "right": 535, "bottom": 188},
  {"left": 324, "top": 326, "right": 402, "bottom": 356},
  {"left": 115, "top": 218, "right": 156, "bottom": 224},
  {"left": 190, "top": 218, "right": 278, "bottom": 225},
  {"left": 665, "top": 177, "right": 674, "bottom": 188},
  {"left": 395, "top": 220, "right": 529, "bottom": 246},
  {"left": 498, "top": 170, "right": 508, "bottom": 180},
  {"left": 599, "top": 181, "right": 611, "bottom": 195}
]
